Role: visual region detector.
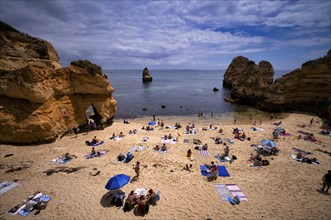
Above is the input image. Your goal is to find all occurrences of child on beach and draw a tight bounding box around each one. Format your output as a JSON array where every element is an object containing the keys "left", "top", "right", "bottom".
[{"left": 134, "top": 161, "right": 141, "bottom": 179}]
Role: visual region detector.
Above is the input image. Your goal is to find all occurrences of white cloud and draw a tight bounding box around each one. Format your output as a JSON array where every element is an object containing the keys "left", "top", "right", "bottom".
[{"left": 1, "top": 0, "right": 330, "bottom": 69}]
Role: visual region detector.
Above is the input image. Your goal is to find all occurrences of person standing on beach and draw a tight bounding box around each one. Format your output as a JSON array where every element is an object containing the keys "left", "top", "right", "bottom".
[
  {"left": 152, "top": 114, "right": 156, "bottom": 121},
  {"left": 134, "top": 161, "right": 141, "bottom": 179},
  {"left": 260, "top": 116, "right": 263, "bottom": 125},
  {"left": 322, "top": 170, "right": 331, "bottom": 193},
  {"left": 234, "top": 116, "right": 237, "bottom": 124}
]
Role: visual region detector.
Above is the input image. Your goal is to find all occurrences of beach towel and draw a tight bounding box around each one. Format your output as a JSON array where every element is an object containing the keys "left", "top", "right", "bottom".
[
  {"left": 200, "top": 165, "right": 211, "bottom": 176},
  {"left": 88, "top": 141, "right": 105, "bottom": 146},
  {"left": 0, "top": 182, "right": 18, "bottom": 195},
  {"left": 161, "top": 138, "right": 176, "bottom": 144},
  {"left": 183, "top": 139, "right": 189, "bottom": 143},
  {"left": 214, "top": 184, "right": 232, "bottom": 202},
  {"left": 0, "top": 181, "right": 9, "bottom": 188},
  {"left": 85, "top": 151, "right": 108, "bottom": 159},
  {"left": 216, "top": 155, "right": 231, "bottom": 163},
  {"left": 129, "top": 146, "right": 138, "bottom": 152},
  {"left": 225, "top": 184, "right": 248, "bottom": 201},
  {"left": 290, "top": 155, "right": 320, "bottom": 164},
  {"left": 185, "top": 130, "right": 197, "bottom": 135},
  {"left": 113, "top": 137, "right": 122, "bottom": 141},
  {"left": 225, "top": 138, "right": 234, "bottom": 144},
  {"left": 154, "top": 149, "right": 168, "bottom": 154},
  {"left": 200, "top": 165, "right": 229, "bottom": 177},
  {"left": 200, "top": 150, "right": 210, "bottom": 157},
  {"left": 17, "top": 194, "right": 51, "bottom": 216},
  {"left": 51, "top": 157, "right": 72, "bottom": 164},
  {"left": 250, "top": 127, "right": 264, "bottom": 131},
  {"left": 217, "top": 166, "right": 230, "bottom": 177},
  {"left": 129, "top": 145, "right": 146, "bottom": 153},
  {"left": 142, "top": 137, "right": 149, "bottom": 142},
  {"left": 166, "top": 126, "right": 177, "bottom": 129}
]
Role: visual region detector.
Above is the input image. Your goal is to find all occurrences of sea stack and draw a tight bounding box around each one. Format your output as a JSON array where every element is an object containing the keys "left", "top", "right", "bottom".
[
  {"left": 0, "top": 21, "right": 117, "bottom": 144},
  {"left": 142, "top": 67, "right": 153, "bottom": 82}
]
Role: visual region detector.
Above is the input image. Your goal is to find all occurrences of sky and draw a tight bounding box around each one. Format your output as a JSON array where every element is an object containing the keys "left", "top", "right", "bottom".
[{"left": 1, "top": 0, "right": 330, "bottom": 70}]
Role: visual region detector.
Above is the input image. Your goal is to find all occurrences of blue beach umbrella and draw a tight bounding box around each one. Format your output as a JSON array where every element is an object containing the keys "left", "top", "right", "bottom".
[
  {"left": 261, "top": 139, "right": 277, "bottom": 148},
  {"left": 105, "top": 174, "right": 130, "bottom": 190},
  {"left": 148, "top": 121, "right": 157, "bottom": 126}
]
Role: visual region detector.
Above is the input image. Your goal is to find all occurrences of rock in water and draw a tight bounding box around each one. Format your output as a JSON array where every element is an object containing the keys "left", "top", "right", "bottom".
[
  {"left": 223, "top": 51, "right": 331, "bottom": 118},
  {"left": 142, "top": 67, "right": 153, "bottom": 82},
  {"left": 0, "top": 21, "right": 117, "bottom": 144}
]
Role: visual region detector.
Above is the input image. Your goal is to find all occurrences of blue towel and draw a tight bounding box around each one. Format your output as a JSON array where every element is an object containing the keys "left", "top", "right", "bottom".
[
  {"left": 18, "top": 209, "right": 30, "bottom": 216},
  {"left": 90, "top": 141, "right": 104, "bottom": 146},
  {"left": 226, "top": 138, "right": 234, "bottom": 144},
  {"left": 17, "top": 194, "right": 51, "bottom": 216},
  {"left": 39, "top": 194, "right": 51, "bottom": 202},
  {"left": 200, "top": 165, "right": 211, "bottom": 176},
  {"left": 0, "top": 182, "right": 18, "bottom": 195},
  {"left": 217, "top": 166, "right": 230, "bottom": 177}
]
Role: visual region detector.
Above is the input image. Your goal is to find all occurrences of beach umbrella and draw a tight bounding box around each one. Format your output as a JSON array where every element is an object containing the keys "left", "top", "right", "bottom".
[
  {"left": 261, "top": 139, "right": 277, "bottom": 148},
  {"left": 148, "top": 121, "right": 157, "bottom": 126},
  {"left": 105, "top": 174, "right": 130, "bottom": 190}
]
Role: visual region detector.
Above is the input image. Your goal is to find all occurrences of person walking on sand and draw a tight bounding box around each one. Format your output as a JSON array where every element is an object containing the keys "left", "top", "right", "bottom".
[
  {"left": 322, "top": 170, "right": 331, "bottom": 193},
  {"left": 134, "top": 161, "right": 141, "bottom": 179},
  {"left": 234, "top": 116, "right": 237, "bottom": 124}
]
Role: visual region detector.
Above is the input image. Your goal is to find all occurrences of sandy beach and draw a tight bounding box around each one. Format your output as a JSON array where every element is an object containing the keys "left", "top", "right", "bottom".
[{"left": 1, "top": 113, "right": 330, "bottom": 220}]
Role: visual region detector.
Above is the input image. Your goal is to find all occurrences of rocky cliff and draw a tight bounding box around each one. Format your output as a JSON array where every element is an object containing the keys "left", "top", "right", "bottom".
[
  {"left": 223, "top": 51, "right": 331, "bottom": 118},
  {"left": 142, "top": 67, "right": 153, "bottom": 82},
  {"left": 0, "top": 21, "right": 117, "bottom": 144}
]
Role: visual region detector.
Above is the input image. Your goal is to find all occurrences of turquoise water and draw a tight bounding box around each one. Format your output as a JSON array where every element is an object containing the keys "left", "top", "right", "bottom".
[{"left": 105, "top": 70, "right": 288, "bottom": 119}]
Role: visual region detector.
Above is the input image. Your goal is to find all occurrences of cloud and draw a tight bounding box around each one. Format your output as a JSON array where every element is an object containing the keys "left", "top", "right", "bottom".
[{"left": 1, "top": 0, "right": 330, "bottom": 70}]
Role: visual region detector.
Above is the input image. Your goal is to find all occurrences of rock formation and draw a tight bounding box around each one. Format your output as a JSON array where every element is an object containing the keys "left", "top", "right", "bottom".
[
  {"left": 0, "top": 21, "right": 117, "bottom": 144},
  {"left": 142, "top": 67, "right": 153, "bottom": 82},
  {"left": 223, "top": 51, "right": 331, "bottom": 118}
]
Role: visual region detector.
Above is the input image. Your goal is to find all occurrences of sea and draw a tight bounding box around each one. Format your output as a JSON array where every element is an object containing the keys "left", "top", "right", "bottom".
[{"left": 105, "top": 69, "right": 288, "bottom": 120}]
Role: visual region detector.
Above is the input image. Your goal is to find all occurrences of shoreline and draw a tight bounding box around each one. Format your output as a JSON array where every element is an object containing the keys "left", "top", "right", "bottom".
[{"left": 1, "top": 112, "right": 330, "bottom": 220}]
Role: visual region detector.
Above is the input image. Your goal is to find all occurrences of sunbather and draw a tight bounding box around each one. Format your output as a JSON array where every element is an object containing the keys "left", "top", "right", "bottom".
[
  {"left": 147, "top": 189, "right": 160, "bottom": 204},
  {"left": 202, "top": 143, "right": 208, "bottom": 150},
  {"left": 154, "top": 144, "right": 160, "bottom": 151},
  {"left": 124, "top": 190, "right": 138, "bottom": 211},
  {"left": 137, "top": 195, "right": 149, "bottom": 214},
  {"left": 223, "top": 146, "right": 230, "bottom": 157},
  {"left": 161, "top": 143, "right": 168, "bottom": 151}
]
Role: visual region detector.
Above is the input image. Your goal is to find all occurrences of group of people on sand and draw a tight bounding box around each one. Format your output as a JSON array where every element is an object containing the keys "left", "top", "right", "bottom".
[
  {"left": 153, "top": 143, "right": 168, "bottom": 152},
  {"left": 110, "top": 132, "right": 125, "bottom": 139},
  {"left": 185, "top": 123, "right": 196, "bottom": 134},
  {"left": 233, "top": 128, "right": 247, "bottom": 141},
  {"left": 123, "top": 189, "right": 160, "bottom": 214}
]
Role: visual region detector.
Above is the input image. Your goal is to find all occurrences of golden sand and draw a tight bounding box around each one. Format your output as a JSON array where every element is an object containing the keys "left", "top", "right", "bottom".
[{"left": 1, "top": 113, "right": 330, "bottom": 220}]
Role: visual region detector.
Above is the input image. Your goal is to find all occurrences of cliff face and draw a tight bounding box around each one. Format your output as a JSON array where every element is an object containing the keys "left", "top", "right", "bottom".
[
  {"left": 223, "top": 51, "right": 331, "bottom": 118},
  {"left": 223, "top": 56, "right": 274, "bottom": 104},
  {"left": 0, "top": 22, "right": 117, "bottom": 144},
  {"left": 0, "top": 21, "right": 61, "bottom": 70}
]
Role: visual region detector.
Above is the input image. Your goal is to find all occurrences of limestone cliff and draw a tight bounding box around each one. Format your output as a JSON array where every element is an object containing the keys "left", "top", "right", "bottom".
[
  {"left": 0, "top": 21, "right": 117, "bottom": 144},
  {"left": 142, "top": 67, "right": 153, "bottom": 82},
  {"left": 0, "top": 20, "right": 61, "bottom": 70},
  {"left": 223, "top": 51, "right": 331, "bottom": 118}
]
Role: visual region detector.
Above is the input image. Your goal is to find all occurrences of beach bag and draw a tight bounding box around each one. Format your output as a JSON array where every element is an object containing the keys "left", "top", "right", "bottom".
[
  {"left": 232, "top": 155, "right": 237, "bottom": 160},
  {"left": 112, "top": 192, "right": 125, "bottom": 207},
  {"left": 85, "top": 141, "right": 91, "bottom": 146},
  {"left": 262, "top": 160, "right": 270, "bottom": 166}
]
